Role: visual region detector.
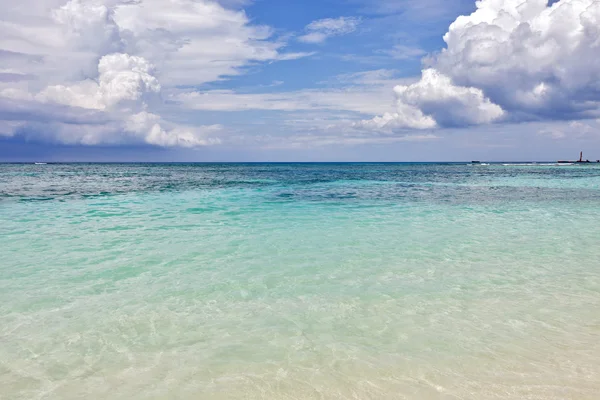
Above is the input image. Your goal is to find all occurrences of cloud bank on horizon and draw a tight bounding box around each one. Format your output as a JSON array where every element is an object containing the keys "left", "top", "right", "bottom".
[{"left": 1, "top": 0, "right": 600, "bottom": 153}]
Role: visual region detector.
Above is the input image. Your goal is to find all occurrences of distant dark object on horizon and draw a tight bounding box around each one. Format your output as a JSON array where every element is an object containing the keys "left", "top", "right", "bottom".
[{"left": 557, "top": 151, "right": 599, "bottom": 164}]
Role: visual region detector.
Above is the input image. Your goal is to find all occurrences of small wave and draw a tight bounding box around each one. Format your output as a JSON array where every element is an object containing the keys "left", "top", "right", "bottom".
[
  {"left": 502, "top": 163, "right": 564, "bottom": 166},
  {"left": 34, "top": 162, "right": 47, "bottom": 165},
  {"left": 19, "top": 197, "right": 55, "bottom": 202}
]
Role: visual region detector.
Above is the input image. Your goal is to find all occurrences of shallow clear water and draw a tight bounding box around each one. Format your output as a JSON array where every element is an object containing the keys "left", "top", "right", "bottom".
[{"left": 1, "top": 163, "right": 599, "bottom": 399}]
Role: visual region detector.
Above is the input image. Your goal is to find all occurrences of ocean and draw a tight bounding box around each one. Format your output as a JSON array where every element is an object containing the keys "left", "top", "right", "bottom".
[{"left": 1, "top": 163, "right": 599, "bottom": 399}]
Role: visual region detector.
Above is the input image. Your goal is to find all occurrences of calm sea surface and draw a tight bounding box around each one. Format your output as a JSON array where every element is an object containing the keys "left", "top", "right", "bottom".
[{"left": 1, "top": 163, "right": 599, "bottom": 399}]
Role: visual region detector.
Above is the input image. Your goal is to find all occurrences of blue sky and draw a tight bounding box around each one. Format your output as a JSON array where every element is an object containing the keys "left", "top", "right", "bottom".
[{"left": 1, "top": 0, "right": 600, "bottom": 161}]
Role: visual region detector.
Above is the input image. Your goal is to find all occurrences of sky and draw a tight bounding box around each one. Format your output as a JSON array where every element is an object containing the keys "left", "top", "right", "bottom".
[{"left": 1, "top": 0, "right": 600, "bottom": 161}]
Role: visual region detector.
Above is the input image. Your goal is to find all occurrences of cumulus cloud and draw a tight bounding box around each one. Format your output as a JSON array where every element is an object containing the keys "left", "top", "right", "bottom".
[
  {"left": 110, "top": 0, "right": 296, "bottom": 86},
  {"left": 39, "top": 53, "right": 161, "bottom": 110},
  {"left": 0, "top": 0, "right": 299, "bottom": 147},
  {"left": 52, "top": 0, "right": 123, "bottom": 54},
  {"left": 363, "top": 0, "right": 600, "bottom": 131},
  {"left": 124, "top": 112, "right": 223, "bottom": 148},
  {"left": 0, "top": 95, "right": 222, "bottom": 147},
  {"left": 358, "top": 69, "right": 503, "bottom": 130},
  {"left": 298, "top": 17, "right": 361, "bottom": 44},
  {"left": 354, "top": 107, "right": 436, "bottom": 131},
  {"left": 394, "top": 69, "right": 504, "bottom": 127}
]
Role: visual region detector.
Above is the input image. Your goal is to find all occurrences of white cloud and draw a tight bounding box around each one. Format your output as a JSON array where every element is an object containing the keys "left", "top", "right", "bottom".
[
  {"left": 276, "top": 51, "right": 317, "bottom": 61},
  {"left": 174, "top": 84, "right": 396, "bottom": 115},
  {"left": 538, "top": 120, "right": 600, "bottom": 140},
  {"left": 5, "top": 0, "right": 599, "bottom": 151},
  {"left": 354, "top": 109, "right": 436, "bottom": 131},
  {"left": 333, "top": 69, "right": 413, "bottom": 86},
  {"left": 0, "top": 0, "right": 298, "bottom": 147},
  {"left": 125, "top": 112, "right": 223, "bottom": 148},
  {"left": 437, "top": 0, "right": 600, "bottom": 118},
  {"left": 110, "top": 0, "right": 289, "bottom": 86},
  {"left": 298, "top": 17, "right": 361, "bottom": 44},
  {"left": 172, "top": 68, "right": 405, "bottom": 117},
  {"left": 0, "top": 95, "right": 223, "bottom": 147},
  {"left": 52, "top": 0, "right": 123, "bottom": 54},
  {"left": 257, "top": 132, "right": 439, "bottom": 150},
  {"left": 38, "top": 53, "right": 161, "bottom": 110},
  {"left": 0, "top": 88, "right": 35, "bottom": 102},
  {"left": 377, "top": 44, "right": 426, "bottom": 60},
  {"left": 0, "top": 120, "right": 23, "bottom": 137},
  {"left": 364, "top": 0, "right": 600, "bottom": 131},
  {"left": 360, "top": 69, "right": 503, "bottom": 129}
]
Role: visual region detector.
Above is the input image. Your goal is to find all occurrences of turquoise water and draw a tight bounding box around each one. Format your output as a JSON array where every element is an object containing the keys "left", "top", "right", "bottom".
[{"left": 1, "top": 163, "right": 599, "bottom": 399}]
